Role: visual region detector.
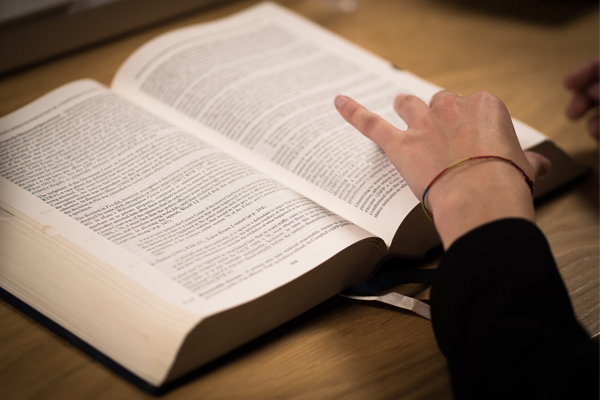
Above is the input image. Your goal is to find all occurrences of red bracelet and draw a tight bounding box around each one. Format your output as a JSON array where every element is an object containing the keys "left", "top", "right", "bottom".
[{"left": 421, "top": 155, "right": 535, "bottom": 221}]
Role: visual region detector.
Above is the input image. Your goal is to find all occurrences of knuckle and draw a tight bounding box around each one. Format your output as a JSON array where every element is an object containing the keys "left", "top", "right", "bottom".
[
  {"left": 473, "top": 90, "right": 496, "bottom": 101},
  {"left": 361, "top": 114, "right": 382, "bottom": 135},
  {"left": 346, "top": 105, "right": 384, "bottom": 136},
  {"left": 473, "top": 91, "right": 503, "bottom": 107}
]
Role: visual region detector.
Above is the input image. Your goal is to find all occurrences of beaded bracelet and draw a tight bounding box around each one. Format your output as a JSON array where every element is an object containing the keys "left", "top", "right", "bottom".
[{"left": 421, "top": 155, "right": 535, "bottom": 221}]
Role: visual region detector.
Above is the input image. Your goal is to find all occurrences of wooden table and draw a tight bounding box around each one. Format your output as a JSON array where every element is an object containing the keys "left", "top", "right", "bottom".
[{"left": 1, "top": 0, "right": 597, "bottom": 398}]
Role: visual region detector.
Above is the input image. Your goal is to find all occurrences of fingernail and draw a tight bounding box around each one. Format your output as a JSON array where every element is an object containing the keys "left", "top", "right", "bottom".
[{"left": 335, "top": 95, "right": 348, "bottom": 108}]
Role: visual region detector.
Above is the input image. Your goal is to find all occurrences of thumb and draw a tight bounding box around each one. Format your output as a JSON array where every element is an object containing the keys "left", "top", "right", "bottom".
[{"left": 524, "top": 151, "right": 551, "bottom": 179}]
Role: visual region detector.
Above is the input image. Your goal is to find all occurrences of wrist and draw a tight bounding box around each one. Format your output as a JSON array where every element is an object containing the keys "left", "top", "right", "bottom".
[{"left": 426, "top": 160, "right": 535, "bottom": 249}]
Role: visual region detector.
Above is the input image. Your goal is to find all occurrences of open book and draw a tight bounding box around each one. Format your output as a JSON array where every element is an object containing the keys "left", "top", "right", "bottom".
[{"left": 0, "top": 1, "right": 586, "bottom": 391}]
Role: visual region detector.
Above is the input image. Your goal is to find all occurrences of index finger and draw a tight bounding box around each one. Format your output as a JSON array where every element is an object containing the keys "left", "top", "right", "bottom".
[
  {"left": 564, "top": 57, "right": 600, "bottom": 92},
  {"left": 334, "top": 95, "right": 401, "bottom": 150}
]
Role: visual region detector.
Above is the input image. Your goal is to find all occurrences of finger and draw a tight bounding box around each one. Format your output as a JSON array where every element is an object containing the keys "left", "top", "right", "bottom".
[
  {"left": 335, "top": 95, "right": 400, "bottom": 147},
  {"left": 566, "top": 92, "right": 591, "bottom": 119},
  {"left": 564, "top": 57, "right": 600, "bottom": 92},
  {"left": 393, "top": 94, "right": 429, "bottom": 125},
  {"left": 524, "top": 151, "right": 551, "bottom": 179},
  {"left": 587, "top": 82, "right": 599, "bottom": 103},
  {"left": 429, "top": 89, "right": 459, "bottom": 107},
  {"left": 589, "top": 113, "right": 599, "bottom": 141}
]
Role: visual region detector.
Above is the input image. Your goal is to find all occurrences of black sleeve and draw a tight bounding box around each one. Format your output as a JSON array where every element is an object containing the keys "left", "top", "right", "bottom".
[{"left": 430, "top": 218, "right": 599, "bottom": 400}]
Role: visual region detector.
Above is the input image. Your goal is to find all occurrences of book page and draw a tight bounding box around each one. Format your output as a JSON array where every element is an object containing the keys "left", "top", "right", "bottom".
[
  {"left": 0, "top": 79, "right": 382, "bottom": 316},
  {"left": 112, "top": 2, "right": 546, "bottom": 246}
]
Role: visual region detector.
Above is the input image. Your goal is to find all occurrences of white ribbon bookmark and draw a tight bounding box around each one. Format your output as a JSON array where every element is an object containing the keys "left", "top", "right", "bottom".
[{"left": 341, "top": 291, "right": 431, "bottom": 319}]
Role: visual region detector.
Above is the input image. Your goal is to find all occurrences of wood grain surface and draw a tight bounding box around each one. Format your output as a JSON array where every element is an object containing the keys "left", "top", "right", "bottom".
[{"left": 0, "top": 0, "right": 597, "bottom": 399}]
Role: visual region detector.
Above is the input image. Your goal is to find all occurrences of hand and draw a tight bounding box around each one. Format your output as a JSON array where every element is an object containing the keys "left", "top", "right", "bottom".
[
  {"left": 564, "top": 57, "right": 599, "bottom": 140},
  {"left": 335, "top": 90, "right": 550, "bottom": 248}
]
